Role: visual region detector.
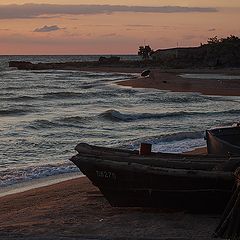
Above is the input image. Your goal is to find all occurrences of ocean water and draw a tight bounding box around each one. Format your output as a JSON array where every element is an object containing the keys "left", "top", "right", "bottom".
[{"left": 0, "top": 55, "right": 240, "bottom": 188}]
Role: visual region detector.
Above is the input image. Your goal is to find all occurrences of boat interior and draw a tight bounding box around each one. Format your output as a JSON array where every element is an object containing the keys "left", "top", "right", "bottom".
[{"left": 209, "top": 127, "right": 240, "bottom": 147}]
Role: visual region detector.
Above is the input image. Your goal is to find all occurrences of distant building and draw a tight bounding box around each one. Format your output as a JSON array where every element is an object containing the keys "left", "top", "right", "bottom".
[{"left": 151, "top": 47, "right": 204, "bottom": 61}]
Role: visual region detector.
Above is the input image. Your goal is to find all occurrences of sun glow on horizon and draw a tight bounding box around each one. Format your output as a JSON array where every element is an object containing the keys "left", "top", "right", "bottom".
[{"left": 0, "top": 1, "right": 239, "bottom": 54}]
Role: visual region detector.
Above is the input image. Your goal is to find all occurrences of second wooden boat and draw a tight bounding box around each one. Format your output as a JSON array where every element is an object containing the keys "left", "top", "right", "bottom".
[{"left": 206, "top": 125, "right": 240, "bottom": 156}]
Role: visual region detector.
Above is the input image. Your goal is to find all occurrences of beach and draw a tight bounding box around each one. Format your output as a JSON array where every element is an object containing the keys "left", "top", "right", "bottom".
[
  {"left": 1, "top": 59, "right": 239, "bottom": 239},
  {"left": 9, "top": 59, "right": 240, "bottom": 96},
  {"left": 0, "top": 172, "right": 218, "bottom": 240},
  {"left": 118, "top": 69, "right": 240, "bottom": 96}
]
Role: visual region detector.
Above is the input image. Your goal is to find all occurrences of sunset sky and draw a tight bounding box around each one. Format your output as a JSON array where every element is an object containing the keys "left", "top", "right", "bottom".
[{"left": 0, "top": 0, "right": 240, "bottom": 54}]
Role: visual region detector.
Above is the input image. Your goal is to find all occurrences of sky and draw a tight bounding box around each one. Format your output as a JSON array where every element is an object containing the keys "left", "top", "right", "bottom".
[{"left": 0, "top": 1, "right": 240, "bottom": 55}]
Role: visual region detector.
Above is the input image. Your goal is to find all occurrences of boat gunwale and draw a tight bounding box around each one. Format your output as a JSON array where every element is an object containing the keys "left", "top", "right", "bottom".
[
  {"left": 75, "top": 143, "right": 232, "bottom": 161},
  {"left": 71, "top": 155, "right": 234, "bottom": 180}
]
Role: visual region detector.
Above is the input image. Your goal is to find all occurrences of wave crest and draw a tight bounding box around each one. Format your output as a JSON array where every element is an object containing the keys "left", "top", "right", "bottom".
[
  {"left": 0, "top": 163, "right": 79, "bottom": 187},
  {"left": 99, "top": 109, "right": 240, "bottom": 122},
  {"left": 99, "top": 109, "right": 193, "bottom": 122}
]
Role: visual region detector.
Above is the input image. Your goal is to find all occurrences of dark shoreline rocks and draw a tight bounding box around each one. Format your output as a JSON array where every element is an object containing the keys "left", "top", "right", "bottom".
[
  {"left": 8, "top": 61, "right": 95, "bottom": 70},
  {"left": 8, "top": 60, "right": 153, "bottom": 70}
]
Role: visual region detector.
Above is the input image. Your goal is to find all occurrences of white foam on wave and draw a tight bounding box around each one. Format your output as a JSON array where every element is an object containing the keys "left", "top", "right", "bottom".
[
  {"left": 126, "top": 131, "right": 206, "bottom": 153},
  {"left": 0, "top": 163, "right": 79, "bottom": 187},
  {"left": 152, "top": 137, "right": 206, "bottom": 153},
  {"left": 0, "top": 172, "right": 82, "bottom": 198},
  {"left": 99, "top": 109, "right": 201, "bottom": 122}
]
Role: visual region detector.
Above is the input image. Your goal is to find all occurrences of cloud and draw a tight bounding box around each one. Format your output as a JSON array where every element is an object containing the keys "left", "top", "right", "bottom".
[
  {"left": 0, "top": 4, "right": 218, "bottom": 19},
  {"left": 33, "top": 25, "right": 64, "bottom": 32}
]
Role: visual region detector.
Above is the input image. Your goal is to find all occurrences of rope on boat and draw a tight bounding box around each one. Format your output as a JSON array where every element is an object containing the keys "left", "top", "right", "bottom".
[{"left": 214, "top": 167, "right": 240, "bottom": 240}]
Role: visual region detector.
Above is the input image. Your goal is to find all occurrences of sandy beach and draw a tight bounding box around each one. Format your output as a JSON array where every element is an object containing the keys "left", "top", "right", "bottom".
[
  {"left": 0, "top": 169, "right": 219, "bottom": 240},
  {"left": 49, "top": 65, "right": 240, "bottom": 96},
  {"left": 0, "top": 147, "right": 220, "bottom": 240},
  {"left": 61, "top": 65, "right": 240, "bottom": 96},
  {"left": 118, "top": 69, "right": 240, "bottom": 96}
]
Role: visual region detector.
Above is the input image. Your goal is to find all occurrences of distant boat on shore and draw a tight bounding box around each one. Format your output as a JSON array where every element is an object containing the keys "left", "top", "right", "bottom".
[
  {"left": 206, "top": 124, "right": 240, "bottom": 156},
  {"left": 70, "top": 142, "right": 239, "bottom": 213},
  {"left": 141, "top": 69, "right": 151, "bottom": 77}
]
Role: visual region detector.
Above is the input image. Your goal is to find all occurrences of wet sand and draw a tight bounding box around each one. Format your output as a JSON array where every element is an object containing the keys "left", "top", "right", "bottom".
[
  {"left": 118, "top": 70, "right": 240, "bottom": 96},
  {"left": 184, "top": 147, "right": 207, "bottom": 155}
]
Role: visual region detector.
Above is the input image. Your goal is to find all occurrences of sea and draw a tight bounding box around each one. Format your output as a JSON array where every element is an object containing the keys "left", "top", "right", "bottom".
[{"left": 1, "top": 55, "right": 240, "bottom": 192}]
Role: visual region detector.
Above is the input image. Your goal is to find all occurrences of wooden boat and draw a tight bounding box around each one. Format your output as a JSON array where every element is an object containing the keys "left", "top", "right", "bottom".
[
  {"left": 70, "top": 143, "right": 240, "bottom": 213},
  {"left": 206, "top": 125, "right": 240, "bottom": 156}
]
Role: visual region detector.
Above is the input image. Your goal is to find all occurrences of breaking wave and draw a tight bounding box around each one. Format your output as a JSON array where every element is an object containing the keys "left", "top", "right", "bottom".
[
  {"left": 126, "top": 131, "right": 204, "bottom": 147},
  {"left": 99, "top": 109, "right": 189, "bottom": 121},
  {"left": 123, "top": 131, "right": 205, "bottom": 153},
  {"left": 149, "top": 131, "right": 204, "bottom": 143},
  {"left": 98, "top": 109, "right": 240, "bottom": 122},
  {"left": 0, "top": 163, "right": 79, "bottom": 187}
]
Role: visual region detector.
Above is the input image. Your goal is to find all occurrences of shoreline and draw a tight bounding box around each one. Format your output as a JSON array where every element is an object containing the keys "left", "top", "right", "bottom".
[
  {"left": 0, "top": 172, "right": 81, "bottom": 198},
  {"left": 118, "top": 70, "right": 240, "bottom": 96},
  {"left": 0, "top": 147, "right": 207, "bottom": 198},
  {"left": 9, "top": 60, "right": 240, "bottom": 96}
]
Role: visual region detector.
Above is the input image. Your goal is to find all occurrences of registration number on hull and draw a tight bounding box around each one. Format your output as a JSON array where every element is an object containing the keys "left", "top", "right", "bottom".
[{"left": 96, "top": 170, "right": 116, "bottom": 180}]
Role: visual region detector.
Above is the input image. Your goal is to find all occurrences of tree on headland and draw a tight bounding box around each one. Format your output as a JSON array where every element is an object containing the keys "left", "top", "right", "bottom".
[
  {"left": 206, "top": 35, "right": 240, "bottom": 46},
  {"left": 204, "top": 35, "right": 240, "bottom": 67},
  {"left": 207, "top": 36, "right": 220, "bottom": 44},
  {"left": 138, "top": 45, "right": 153, "bottom": 60},
  {"left": 149, "top": 34, "right": 240, "bottom": 68}
]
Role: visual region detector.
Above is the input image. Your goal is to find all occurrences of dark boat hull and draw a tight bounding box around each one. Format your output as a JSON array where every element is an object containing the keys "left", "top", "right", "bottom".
[
  {"left": 70, "top": 144, "right": 236, "bottom": 213},
  {"left": 76, "top": 160, "right": 233, "bottom": 213},
  {"left": 206, "top": 126, "right": 240, "bottom": 156}
]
